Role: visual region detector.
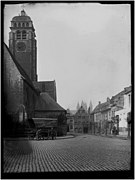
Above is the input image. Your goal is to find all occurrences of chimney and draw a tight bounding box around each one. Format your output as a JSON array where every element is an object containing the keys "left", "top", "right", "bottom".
[
  {"left": 107, "top": 97, "right": 110, "bottom": 102},
  {"left": 99, "top": 101, "right": 101, "bottom": 105}
]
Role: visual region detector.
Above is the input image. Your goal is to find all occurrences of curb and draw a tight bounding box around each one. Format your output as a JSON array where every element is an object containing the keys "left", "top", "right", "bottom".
[
  {"left": 91, "top": 134, "right": 128, "bottom": 140},
  {"left": 67, "top": 133, "right": 129, "bottom": 140},
  {"left": 3, "top": 135, "right": 75, "bottom": 141},
  {"left": 56, "top": 135, "right": 75, "bottom": 140}
]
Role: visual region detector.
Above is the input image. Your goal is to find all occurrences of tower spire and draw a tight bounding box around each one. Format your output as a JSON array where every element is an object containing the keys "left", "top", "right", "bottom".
[
  {"left": 21, "top": 4, "right": 26, "bottom": 16},
  {"left": 21, "top": 4, "right": 25, "bottom": 10}
]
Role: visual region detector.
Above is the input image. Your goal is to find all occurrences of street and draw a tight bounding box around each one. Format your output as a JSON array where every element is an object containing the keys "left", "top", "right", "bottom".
[{"left": 3, "top": 134, "right": 131, "bottom": 174}]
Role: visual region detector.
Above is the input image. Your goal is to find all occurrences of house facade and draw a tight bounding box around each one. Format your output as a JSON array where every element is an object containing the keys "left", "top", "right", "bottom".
[
  {"left": 74, "top": 106, "right": 90, "bottom": 133},
  {"left": 115, "top": 86, "right": 131, "bottom": 136},
  {"left": 92, "top": 98, "right": 112, "bottom": 135},
  {"left": 66, "top": 109, "right": 74, "bottom": 133},
  {"left": 92, "top": 86, "right": 131, "bottom": 136}
]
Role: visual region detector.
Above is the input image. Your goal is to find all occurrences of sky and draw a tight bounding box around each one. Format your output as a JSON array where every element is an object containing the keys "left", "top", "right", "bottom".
[{"left": 4, "top": 3, "right": 131, "bottom": 110}]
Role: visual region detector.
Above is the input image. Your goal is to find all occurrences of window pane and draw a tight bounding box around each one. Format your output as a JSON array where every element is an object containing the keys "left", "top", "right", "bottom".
[
  {"left": 16, "top": 31, "right": 21, "bottom": 39},
  {"left": 22, "top": 31, "right": 26, "bottom": 39}
]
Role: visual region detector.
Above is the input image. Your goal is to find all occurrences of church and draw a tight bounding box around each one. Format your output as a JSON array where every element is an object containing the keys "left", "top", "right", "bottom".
[{"left": 3, "top": 10, "right": 67, "bottom": 137}]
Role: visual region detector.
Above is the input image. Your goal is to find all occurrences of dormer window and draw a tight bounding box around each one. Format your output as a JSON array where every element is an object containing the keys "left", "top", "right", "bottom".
[
  {"left": 16, "top": 30, "right": 21, "bottom": 39},
  {"left": 22, "top": 30, "right": 26, "bottom": 39}
]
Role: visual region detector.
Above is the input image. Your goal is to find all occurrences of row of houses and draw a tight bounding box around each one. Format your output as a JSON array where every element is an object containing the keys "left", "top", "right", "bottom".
[{"left": 67, "top": 86, "right": 131, "bottom": 136}]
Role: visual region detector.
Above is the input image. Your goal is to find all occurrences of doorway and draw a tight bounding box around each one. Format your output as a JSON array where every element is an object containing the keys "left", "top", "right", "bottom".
[{"left": 83, "top": 127, "right": 88, "bottom": 133}]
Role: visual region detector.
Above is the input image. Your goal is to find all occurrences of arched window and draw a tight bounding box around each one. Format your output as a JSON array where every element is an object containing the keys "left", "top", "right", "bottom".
[
  {"left": 22, "top": 30, "right": 26, "bottom": 39},
  {"left": 16, "top": 30, "right": 21, "bottom": 39},
  {"left": 22, "top": 23, "right": 25, "bottom": 27},
  {"left": 26, "top": 22, "right": 29, "bottom": 27},
  {"left": 14, "top": 23, "right": 17, "bottom": 27},
  {"left": 18, "top": 22, "right": 21, "bottom": 27}
]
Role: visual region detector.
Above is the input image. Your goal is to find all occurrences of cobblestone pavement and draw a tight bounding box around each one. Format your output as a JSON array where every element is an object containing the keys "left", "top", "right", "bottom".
[{"left": 3, "top": 134, "right": 131, "bottom": 173}]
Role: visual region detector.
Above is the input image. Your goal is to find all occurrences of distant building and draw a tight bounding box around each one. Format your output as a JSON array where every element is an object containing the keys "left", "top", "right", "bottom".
[
  {"left": 115, "top": 86, "right": 131, "bottom": 136},
  {"left": 124, "top": 86, "right": 131, "bottom": 113},
  {"left": 92, "top": 86, "right": 132, "bottom": 135},
  {"left": 66, "top": 109, "right": 74, "bottom": 133},
  {"left": 92, "top": 98, "right": 112, "bottom": 134},
  {"left": 74, "top": 106, "right": 90, "bottom": 133}
]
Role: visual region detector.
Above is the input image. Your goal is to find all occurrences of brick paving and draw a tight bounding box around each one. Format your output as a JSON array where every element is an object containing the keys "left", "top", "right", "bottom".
[{"left": 3, "top": 134, "right": 131, "bottom": 173}]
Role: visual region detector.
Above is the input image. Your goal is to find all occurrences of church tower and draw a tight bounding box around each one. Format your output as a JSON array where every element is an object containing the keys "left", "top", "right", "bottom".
[{"left": 9, "top": 10, "right": 37, "bottom": 81}]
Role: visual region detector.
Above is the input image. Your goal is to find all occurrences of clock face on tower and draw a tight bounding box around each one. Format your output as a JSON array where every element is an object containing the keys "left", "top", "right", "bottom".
[{"left": 16, "top": 42, "right": 26, "bottom": 51}]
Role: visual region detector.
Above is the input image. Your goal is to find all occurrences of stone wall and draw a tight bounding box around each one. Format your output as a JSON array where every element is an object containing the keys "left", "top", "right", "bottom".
[
  {"left": 23, "top": 81, "right": 37, "bottom": 119},
  {"left": 4, "top": 45, "right": 24, "bottom": 115}
]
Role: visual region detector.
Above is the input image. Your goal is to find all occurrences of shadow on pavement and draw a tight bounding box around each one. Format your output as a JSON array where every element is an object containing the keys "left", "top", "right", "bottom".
[{"left": 4, "top": 139, "right": 33, "bottom": 155}]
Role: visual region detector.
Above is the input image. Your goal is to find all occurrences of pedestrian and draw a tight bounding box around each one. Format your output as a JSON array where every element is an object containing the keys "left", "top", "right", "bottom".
[
  {"left": 51, "top": 128, "right": 54, "bottom": 140},
  {"left": 112, "top": 126, "right": 116, "bottom": 135}
]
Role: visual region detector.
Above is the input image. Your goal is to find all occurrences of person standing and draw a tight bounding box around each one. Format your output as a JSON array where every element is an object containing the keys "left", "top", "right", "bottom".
[{"left": 50, "top": 128, "right": 54, "bottom": 140}]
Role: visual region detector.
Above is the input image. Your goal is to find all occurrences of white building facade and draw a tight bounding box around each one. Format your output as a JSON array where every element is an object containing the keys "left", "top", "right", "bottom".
[{"left": 115, "top": 87, "right": 131, "bottom": 135}]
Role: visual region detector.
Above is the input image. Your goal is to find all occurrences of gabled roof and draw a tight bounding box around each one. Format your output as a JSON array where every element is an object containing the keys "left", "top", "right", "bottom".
[
  {"left": 111, "top": 90, "right": 125, "bottom": 102},
  {"left": 124, "top": 86, "right": 131, "bottom": 94},
  {"left": 92, "top": 101, "right": 111, "bottom": 113},
  {"left": 35, "top": 92, "right": 66, "bottom": 112},
  {"left": 75, "top": 106, "right": 88, "bottom": 115},
  {"left": 92, "top": 86, "right": 131, "bottom": 114},
  {"left": 4, "top": 43, "right": 38, "bottom": 94}
]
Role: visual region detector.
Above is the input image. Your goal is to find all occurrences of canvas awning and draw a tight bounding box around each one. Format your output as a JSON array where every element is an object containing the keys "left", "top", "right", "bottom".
[{"left": 32, "top": 118, "right": 57, "bottom": 128}]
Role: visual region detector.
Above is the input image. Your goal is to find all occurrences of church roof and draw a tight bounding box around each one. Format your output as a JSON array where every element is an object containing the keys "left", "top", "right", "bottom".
[
  {"left": 33, "top": 81, "right": 57, "bottom": 101},
  {"left": 4, "top": 43, "right": 38, "bottom": 94},
  {"left": 12, "top": 16, "right": 31, "bottom": 22},
  {"left": 35, "top": 92, "right": 66, "bottom": 112}
]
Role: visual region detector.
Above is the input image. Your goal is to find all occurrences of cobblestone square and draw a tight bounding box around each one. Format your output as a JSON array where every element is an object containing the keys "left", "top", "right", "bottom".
[{"left": 3, "top": 134, "right": 131, "bottom": 175}]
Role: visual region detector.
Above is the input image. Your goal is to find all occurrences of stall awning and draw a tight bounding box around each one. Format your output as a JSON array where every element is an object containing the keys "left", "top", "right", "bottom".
[{"left": 32, "top": 118, "right": 57, "bottom": 128}]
